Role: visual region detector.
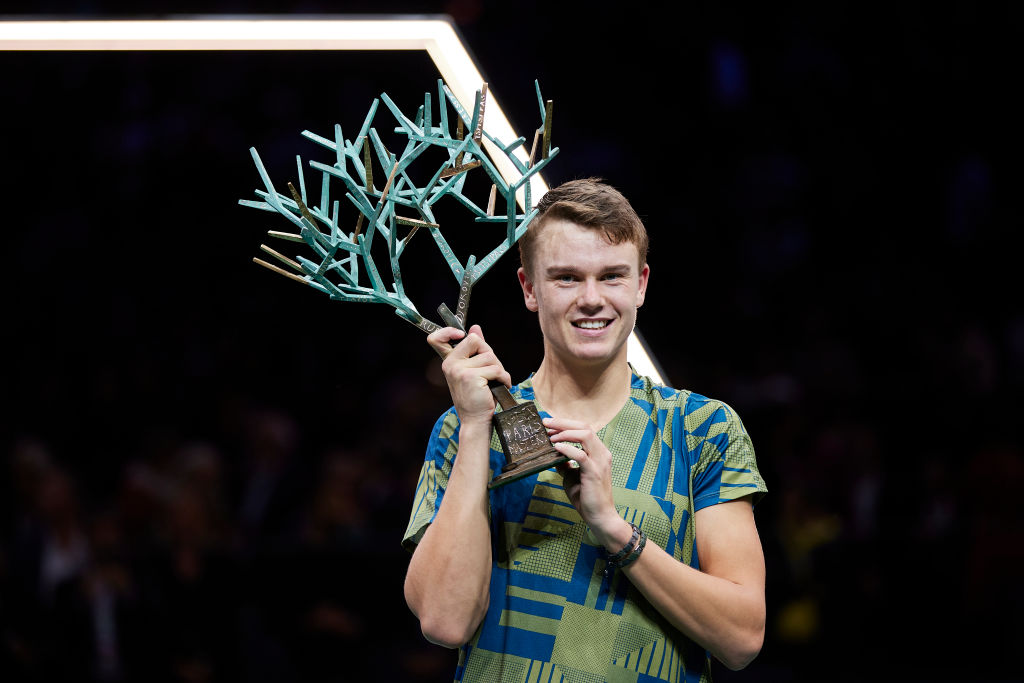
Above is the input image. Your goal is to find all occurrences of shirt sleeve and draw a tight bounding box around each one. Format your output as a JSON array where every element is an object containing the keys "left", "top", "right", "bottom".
[
  {"left": 401, "top": 408, "right": 461, "bottom": 552},
  {"left": 690, "top": 401, "right": 767, "bottom": 512}
]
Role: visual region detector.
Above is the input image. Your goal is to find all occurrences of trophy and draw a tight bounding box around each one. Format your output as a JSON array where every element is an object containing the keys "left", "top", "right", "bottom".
[{"left": 241, "top": 80, "right": 565, "bottom": 488}]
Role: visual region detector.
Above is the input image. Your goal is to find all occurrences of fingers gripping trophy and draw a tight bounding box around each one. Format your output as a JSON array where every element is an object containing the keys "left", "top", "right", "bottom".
[{"left": 241, "top": 80, "right": 565, "bottom": 487}]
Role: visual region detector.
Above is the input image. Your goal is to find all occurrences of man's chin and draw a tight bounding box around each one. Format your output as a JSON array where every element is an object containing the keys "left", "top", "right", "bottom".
[{"left": 566, "top": 343, "right": 626, "bottom": 366}]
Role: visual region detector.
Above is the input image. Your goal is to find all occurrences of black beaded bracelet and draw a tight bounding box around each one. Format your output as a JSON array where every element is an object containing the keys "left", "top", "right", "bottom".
[
  {"left": 605, "top": 523, "right": 643, "bottom": 576},
  {"left": 606, "top": 523, "right": 640, "bottom": 564},
  {"left": 617, "top": 530, "right": 647, "bottom": 570}
]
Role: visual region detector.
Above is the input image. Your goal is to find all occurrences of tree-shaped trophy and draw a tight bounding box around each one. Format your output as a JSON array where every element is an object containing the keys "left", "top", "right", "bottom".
[{"left": 241, "top": 80, "right": 565, "bottom": 488}]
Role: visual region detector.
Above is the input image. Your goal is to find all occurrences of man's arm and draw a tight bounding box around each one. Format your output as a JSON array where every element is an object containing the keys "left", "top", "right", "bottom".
[
  {"left": 546, "top": 417, "right": 766, "bottom": 670},
  {"left": 403, "top": 325, "right": 508, "bottom": 648},
  {"left": 619, "top": 500, "right": 765, "bottom": 670}
]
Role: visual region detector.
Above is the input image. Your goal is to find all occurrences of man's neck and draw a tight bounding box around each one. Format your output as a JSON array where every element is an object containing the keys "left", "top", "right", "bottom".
[{"left": 531, "top": 352, "right": 633, "bottom": 431}]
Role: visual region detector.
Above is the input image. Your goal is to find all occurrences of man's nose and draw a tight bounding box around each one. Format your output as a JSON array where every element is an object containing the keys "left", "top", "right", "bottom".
[{"left": 578, "top": 278, "right": 603, "bottom": 308}]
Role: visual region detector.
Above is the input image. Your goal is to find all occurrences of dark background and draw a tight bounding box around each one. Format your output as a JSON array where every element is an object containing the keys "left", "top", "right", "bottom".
[{"left": 1, "top": 4, "right": 1020, "bottom": 682}]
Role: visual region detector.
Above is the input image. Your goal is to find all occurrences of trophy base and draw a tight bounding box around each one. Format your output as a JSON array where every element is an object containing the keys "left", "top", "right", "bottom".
[
  {"left": 488, "top": 448, "right": 568, "bottom": 489},
  {"left": 488, "top": 401, "right": 569, "bottom": 489}
]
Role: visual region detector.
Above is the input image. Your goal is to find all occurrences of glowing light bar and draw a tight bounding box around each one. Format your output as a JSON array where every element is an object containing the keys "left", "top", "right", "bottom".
[{"left": 0, "top": 17, "right": 664, "bottom": 384}]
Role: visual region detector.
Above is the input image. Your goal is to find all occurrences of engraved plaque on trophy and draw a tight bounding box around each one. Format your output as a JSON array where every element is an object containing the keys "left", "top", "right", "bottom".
[
  {"left": 241, "top": 79, "right": 565, "bottom": 487},
  {"left": 490, "top": 395, "right": 564, "bottom": 488}
]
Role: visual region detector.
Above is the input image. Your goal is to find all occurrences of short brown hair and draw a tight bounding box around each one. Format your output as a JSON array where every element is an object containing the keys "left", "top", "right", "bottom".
[{"left": 519, "top": 178, "right": 648, "bottom": 276}]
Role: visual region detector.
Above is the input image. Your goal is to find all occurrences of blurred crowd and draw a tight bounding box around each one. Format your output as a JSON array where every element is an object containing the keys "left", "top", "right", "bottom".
[{"left": 0, "top": 393, "right": 450, "bottom": 682}]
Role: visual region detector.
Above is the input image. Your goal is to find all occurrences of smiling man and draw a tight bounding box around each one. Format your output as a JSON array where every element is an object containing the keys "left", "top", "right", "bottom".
[{"left": 403, "top": 179, "right": 767, "bottom": 682}]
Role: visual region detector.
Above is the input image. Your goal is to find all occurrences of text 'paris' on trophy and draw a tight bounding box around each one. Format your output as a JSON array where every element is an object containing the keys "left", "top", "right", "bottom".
[{"left": 241, "top": 79, "right": 565, "bottom": 488}]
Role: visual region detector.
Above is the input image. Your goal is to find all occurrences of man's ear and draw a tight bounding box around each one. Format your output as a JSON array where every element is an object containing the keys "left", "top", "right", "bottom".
[
  {"left": 636, "top": 263, "right": 650, "bottom": 308},
  {"left": 517, "top": 267, "right": 539, "bottom": 312}
]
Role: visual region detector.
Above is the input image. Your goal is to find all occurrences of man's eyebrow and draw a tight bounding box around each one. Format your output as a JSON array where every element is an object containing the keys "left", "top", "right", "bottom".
[{"left": 544, "top": 263, "right": 633, "bottom": 275}]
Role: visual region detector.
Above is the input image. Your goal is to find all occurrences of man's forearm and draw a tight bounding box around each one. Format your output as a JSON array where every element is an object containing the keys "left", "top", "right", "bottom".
[
  {"left": 623, "top": 542, "right": 765, "bottom": 669},
  {"left": 404, "top": 420, "right": 494, "bottom": 648},
  {"left": 619, "top": 501, "right": 766, "bottom": 670}
]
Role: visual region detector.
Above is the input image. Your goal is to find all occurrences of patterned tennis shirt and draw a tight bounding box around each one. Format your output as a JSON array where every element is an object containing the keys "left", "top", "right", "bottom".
[{"left": 404, "top": 367, "right": 767, "bottom": 682}]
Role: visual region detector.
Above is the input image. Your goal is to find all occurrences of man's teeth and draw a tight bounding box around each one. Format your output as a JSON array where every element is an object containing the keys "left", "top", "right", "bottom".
[{"left": 575, "top": 320, "right": 608, "bottom": 329}]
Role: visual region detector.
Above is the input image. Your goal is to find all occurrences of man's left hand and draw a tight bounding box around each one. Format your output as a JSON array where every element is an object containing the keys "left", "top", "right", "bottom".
[{"left": 544, "top": 417, "right": 633, "bottom": 551}]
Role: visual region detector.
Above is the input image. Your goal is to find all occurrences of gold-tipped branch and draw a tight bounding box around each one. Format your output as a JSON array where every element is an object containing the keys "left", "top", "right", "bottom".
[
  {"left": 268, "top": 230, "right": 305, "bottom": 243},
  {"left": 527, "top": 128, "right": 541, "bottom": 168},
  {"left": 287, "top": 182, "right": 323, "bottom": 234},
  {"left": 253, "top": 257, "right": 309, "bottom": 285},
  {"left": 379, "top": 161, "right": 401, "bottom": 205},
  {"left": 397, "top": 216, "right": 438, "bottom": 245},
  {"left": 440, "top": 160, "right": 482, "bottom": 179},
  {"left": 362, "top": 137, "right": 373, "bottom": 191},
  {"left": 396, "top": 216, "right": 440, "bottom": 229},
  {"left": 542, "top": 100, "right": 553, "bottom": 160},
  {"left": 455, "top": 118, "right": 465, "bottom": 166},
  {"left": 487, "top": 184, "right": 497, "bottom": 216},
  {"left": 259, "top": 244, "right": 302, "bottom": 271}
]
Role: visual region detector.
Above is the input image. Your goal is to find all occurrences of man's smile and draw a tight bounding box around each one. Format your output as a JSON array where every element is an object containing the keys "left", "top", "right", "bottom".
[{"left": 572, "top": 319, "right": 611, "bottom": 330}]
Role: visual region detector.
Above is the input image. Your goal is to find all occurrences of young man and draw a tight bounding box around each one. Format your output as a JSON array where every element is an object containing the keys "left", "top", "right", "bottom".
[{"left": 404, "top": 179, "right": 767, "bottom": 682}]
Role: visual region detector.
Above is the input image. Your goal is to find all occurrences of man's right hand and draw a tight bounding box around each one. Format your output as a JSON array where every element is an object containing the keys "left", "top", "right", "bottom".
[{"left": 427, "top": 324, "right": 512, "bottom": 427}]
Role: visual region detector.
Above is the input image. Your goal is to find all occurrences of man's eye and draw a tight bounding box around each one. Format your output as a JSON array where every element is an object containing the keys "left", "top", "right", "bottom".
[{"left": 557, "top": 274, "right": 576, "bottom": 282}]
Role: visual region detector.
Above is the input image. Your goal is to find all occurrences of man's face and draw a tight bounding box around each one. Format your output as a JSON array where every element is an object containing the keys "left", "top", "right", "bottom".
[{"left": 517, "top": 219, "right": 649, "bottom": 369}]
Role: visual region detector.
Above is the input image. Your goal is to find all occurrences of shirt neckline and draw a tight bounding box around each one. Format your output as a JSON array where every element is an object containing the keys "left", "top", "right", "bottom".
[{"left": 515, "top": 364, "right": 642, "bottom": 439}]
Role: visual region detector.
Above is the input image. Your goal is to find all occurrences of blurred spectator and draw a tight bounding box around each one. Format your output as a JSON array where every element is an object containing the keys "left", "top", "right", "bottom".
[{"left": 237, "top": 409, "right": 307, "bottom": 549}]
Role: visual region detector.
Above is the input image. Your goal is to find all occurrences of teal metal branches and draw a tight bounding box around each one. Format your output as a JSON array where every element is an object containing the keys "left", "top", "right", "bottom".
[{"left": 242, "top": 80, "right": 558, "bottom": 334}]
